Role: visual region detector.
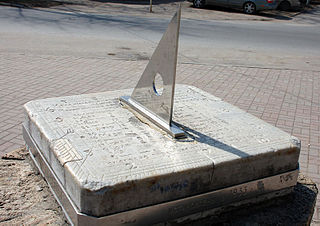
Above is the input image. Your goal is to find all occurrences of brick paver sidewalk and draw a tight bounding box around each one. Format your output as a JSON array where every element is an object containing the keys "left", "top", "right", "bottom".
[{"left": 0, "top": 52, "right": 319, "bottom": 223}]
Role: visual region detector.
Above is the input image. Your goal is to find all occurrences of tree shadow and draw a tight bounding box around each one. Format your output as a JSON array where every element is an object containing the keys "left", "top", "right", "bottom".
[
  {"left": 0, "top": 0, "right": 77, "bottom": 8},
  {"left": 90, "top": 0, "right": 185, "bottom": 5}
]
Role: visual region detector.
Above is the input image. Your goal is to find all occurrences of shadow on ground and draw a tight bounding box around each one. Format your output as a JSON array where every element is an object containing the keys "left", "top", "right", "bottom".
[
  {"left": 1, "top": 0, "right": 319, "bottom": 24},
  {"left": 0, "top": 0, "right": 76, "bottom": 8},
  {"left": 91, "top": 0, "right": 185, "bottom": 5},
  {"left": 194, "top": 3, "right": 315, "bottom": 21},
  {"left": 181, "top": 174, "right": 318, "bottom": 225}
]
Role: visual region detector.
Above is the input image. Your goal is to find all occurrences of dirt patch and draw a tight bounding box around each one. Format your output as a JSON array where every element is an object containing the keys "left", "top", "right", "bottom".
[
  {"left": 2, "top": 147, "right": 28, "bottom": 160},
  {"left": 0, "top": 148, "right": 68, "bottom": 225}
]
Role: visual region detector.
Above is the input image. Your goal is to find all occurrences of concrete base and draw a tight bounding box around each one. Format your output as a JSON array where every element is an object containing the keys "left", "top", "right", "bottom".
[
  {"left": 23, "top": 85, "right": 300, "bottom": 224},
  {"left": 172, "top": 174, "right": 318, "bottom": 226}
]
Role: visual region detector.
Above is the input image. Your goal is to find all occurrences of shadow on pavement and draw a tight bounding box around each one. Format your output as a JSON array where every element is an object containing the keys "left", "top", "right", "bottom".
[
  {"left": 90, "top": 0, "right": 184, "bottom": 5},
  {"left": 0, "top": 0, "right": 78, "bottom": 8},
  {"left": 1, "top": 0, "right": 319, "bottom": 24},
  {"left": 260, "top": 4, "right": 320, "bottom": 20},
  {"left": 194, "top": 4, "right": 292, "bottom": 20},
  {"left": 193, "top": 3, "right": 317, "bottom": 21}
]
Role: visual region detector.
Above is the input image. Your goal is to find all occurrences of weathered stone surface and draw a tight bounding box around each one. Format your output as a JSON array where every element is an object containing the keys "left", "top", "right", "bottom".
[
  {"left": 178, "top": 174, "right": 318, "bottom": 225},
  {"left": 0, "top": 148, "right": 316, "bottom": 225},
  {"left": 23, "top": 85, "right": 300, "bottom": 217}
]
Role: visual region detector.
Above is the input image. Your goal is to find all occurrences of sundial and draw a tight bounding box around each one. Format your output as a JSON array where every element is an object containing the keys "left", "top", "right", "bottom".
[
  {"left": 23, "top": 6, "right": 300, "bottom": 226},
  {"left": 120, "top": 7, "right": 184, "bottom": 138}
]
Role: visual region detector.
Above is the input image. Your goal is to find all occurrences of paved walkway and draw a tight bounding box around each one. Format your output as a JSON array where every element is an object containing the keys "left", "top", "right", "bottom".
[{"left": 0, "top": 51, "right": 319, "bottom": 223}]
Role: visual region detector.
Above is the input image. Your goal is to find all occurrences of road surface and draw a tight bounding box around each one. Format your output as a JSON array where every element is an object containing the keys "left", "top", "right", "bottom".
[{"left": 0, "top": 6, "right": 320, "bottom": 70}]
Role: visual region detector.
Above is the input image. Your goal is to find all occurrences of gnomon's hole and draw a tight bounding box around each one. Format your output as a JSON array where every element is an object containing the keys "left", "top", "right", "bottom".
[{"left": 153, "top": 73, "right": 164, "bottom": 96}]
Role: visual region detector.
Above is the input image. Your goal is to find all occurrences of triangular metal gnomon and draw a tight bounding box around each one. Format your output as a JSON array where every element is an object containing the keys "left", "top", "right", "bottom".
[{"left": 120, "top": 6, "right": 185, "bottom": 138}]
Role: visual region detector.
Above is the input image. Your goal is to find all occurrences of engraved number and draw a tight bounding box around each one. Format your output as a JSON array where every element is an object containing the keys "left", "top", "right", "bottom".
[
  {"left": 280, "top": 174, "right": 293, "bottom": 183},
  {"left": 231, "top": 186, "right": 248, "bottom": 196}
]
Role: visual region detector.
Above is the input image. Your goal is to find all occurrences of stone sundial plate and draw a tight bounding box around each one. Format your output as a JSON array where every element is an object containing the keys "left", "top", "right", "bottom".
[{"left": 23, "top": 85, "right": 300, "bottom": 225}]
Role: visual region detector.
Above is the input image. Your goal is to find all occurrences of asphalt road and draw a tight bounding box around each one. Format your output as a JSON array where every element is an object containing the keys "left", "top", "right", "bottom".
[{"left": 0, "top": 6, "right": 320, "bottom": 70}]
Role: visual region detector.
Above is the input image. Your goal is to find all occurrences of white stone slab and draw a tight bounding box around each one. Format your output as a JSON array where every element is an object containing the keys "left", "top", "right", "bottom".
[{"left": 23, "top": 85, "right": 300, "bottom": 217}]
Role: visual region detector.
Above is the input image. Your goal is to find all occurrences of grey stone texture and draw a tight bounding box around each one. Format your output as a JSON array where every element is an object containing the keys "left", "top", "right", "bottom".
[
  {"left": 24, "top": 85, "right": 300, "bottom": 217},
  {"left": 0, "top": 148, "right": 317, "bottom": 225},
  {"left": 179, "top": 174, "right": 318, "bottom": 225}
]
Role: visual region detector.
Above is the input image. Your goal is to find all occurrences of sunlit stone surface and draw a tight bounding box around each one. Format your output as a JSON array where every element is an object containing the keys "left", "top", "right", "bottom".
[{"left": 23, "top": 85, "right": 300, "bottom": 217}]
